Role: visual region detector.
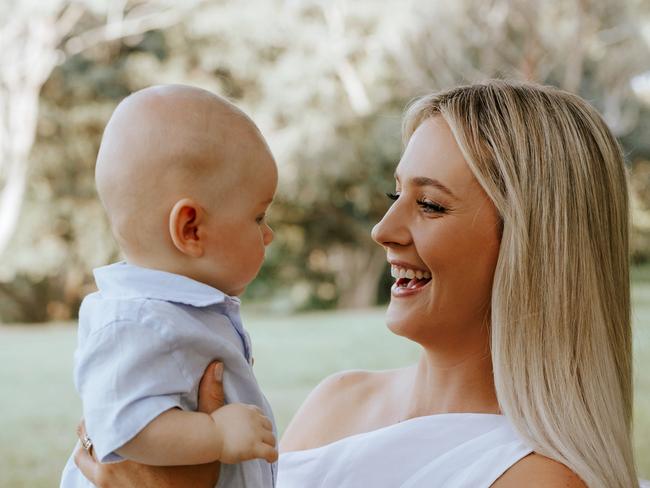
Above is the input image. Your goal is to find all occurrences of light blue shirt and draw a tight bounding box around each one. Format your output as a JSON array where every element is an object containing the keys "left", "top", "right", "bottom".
[{"left": 60, "top": 262, "right": 277, "bottom": 488}]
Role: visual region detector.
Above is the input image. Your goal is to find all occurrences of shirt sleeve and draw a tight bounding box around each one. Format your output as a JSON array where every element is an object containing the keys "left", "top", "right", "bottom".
[{"left": 74, "top": 319, "right": 192, "bottom": 463}]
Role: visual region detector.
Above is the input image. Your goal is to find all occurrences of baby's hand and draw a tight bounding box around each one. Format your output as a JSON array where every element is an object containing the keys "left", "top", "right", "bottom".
[{"left": 210, "top": 404, "right": 278, "bottom": 464}]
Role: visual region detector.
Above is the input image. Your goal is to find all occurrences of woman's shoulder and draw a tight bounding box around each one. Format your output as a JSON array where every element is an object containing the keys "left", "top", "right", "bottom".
[
  {"left": 491, "top": 453, "right": 587, "bottom": 488},
  {"left": 280, "top": 368, "right": 402, "bottom": 453}
]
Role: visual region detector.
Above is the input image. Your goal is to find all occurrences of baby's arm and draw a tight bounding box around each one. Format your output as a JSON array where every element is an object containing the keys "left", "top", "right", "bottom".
[{"left": 117, "top": 404, "right": 277, "bottom": 466}]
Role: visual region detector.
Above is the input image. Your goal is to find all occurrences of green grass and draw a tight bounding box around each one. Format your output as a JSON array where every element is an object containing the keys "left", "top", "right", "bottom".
[{"left": 0, "top": 295, "right": 648, "bottom": 487}]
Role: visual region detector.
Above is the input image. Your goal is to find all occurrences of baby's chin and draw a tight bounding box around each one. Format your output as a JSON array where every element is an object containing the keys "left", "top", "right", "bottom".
[
  {"left": 229, "top": 285, "right": 247, "bottom": 297},
  {"left": 221, "top": 281, "right": 248, "bottom": 297}
]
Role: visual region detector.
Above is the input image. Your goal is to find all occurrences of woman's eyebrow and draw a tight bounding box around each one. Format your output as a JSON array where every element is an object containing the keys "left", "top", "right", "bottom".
[{"left": 394, "top": 173, "right": 458, "bottom": 200}]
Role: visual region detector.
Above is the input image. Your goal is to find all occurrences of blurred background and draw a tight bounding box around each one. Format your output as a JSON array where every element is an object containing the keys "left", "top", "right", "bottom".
[{"left": 1, "top": 0, "right": 649, "bottom": 485}]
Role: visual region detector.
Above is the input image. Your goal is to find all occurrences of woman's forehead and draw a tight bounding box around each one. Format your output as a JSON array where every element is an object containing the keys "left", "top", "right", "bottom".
[{"left": 395, "top": 118, "right": 477, "bottom": 194}]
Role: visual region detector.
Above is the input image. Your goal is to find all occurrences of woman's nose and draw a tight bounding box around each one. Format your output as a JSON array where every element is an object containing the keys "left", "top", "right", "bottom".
[{"left": 371, "top": 203, "right": 410, "bottom": 248}]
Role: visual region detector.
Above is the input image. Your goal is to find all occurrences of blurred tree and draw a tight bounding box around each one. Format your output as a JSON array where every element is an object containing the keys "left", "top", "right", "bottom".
[
  {"left": 396, "top": 0, "right": 650, "bottom": 136},
  {"left": 2, "top": 0, "right": 650, "bottom": 321}
]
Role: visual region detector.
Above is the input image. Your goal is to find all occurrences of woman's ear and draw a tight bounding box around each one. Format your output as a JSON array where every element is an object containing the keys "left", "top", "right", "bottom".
[{"left": 169, "top": 198, "right": 205, "bottom": 258}]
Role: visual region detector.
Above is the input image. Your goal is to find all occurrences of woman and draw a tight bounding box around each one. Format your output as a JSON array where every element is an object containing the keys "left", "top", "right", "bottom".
[{"left": 76, "top": 80, "right": 639, "bottom": 487}]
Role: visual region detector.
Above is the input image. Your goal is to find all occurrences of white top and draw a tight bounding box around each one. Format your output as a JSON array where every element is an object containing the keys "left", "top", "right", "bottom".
[
  {"left": 60, "top": 262, "right": 276, "bottom": 488},
  {"left": 277, "top": 413, "right": 533, "bottom": 488}
]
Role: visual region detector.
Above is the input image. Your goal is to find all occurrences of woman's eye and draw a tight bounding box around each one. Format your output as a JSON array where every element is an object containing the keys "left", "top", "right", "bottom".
[
  {"left": 256, "top": 214, "right": 266, "bottom": 224},
  {"left": 417, "top": 199, "right": 447, "bottom": 214},
  {"left": 385, "top": 192, "right": 446, "bottom": 214}
]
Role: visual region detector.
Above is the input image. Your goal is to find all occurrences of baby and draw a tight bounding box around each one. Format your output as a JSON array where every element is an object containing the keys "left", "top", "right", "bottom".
[{"left": 60, "top": 85, "right": 279, "bottom": 487}]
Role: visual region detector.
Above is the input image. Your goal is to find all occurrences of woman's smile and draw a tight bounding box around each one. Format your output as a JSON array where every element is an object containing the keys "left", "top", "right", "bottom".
[{"left": 389, "top": 260, "right": 432, "bottom": 297}]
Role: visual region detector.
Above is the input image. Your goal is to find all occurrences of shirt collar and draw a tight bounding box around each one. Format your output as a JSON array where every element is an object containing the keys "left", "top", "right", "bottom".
[{"left": 93, "top": 262, "right": 239, "bottom": 308}]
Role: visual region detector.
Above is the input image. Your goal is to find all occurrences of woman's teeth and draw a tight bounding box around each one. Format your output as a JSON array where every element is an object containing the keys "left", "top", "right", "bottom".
[
  {"left": 390, "top": 266, "right": 431, "bottom": 280},
  {"left": 391, "top": 265, "right": 432, "bottom": 290}
]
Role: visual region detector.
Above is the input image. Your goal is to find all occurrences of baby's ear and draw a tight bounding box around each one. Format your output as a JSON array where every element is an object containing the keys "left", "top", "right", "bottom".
[{"left": 169, "top": 198, "right": 205, "bottom": 258}]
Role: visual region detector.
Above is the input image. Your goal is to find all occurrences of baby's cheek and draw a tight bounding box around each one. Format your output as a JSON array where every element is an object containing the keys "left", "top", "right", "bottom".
[
  {"left": 244, "top": 244, "right": 266, "bottom": 279},
  {"left": 255, "top": 246, "right": 266, "bottom": 269}
]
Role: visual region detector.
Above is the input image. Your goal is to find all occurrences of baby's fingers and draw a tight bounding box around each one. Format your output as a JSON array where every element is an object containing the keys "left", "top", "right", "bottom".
[
  {"left": 256, "top": 443, "right": 279, "bottom": 463},
  {"left": 261, "top": 430, "right": 276, "bottom": 447},
  {"left": 260, "top": 416, "right": 273, "bottom": 430}
]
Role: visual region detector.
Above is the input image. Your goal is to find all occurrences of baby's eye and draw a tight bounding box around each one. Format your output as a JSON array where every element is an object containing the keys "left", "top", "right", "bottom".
[
  {"left": 416, "top": 199, "right": 447, "bottom": 214},
  {"left": 256, "top": 213, "right": 266, "bottom": 224}
]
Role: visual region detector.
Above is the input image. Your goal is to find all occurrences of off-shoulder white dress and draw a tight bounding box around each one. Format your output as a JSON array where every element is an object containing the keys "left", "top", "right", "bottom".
[{"left": 278, "top": 413, "right": 533, "bottom": 488}]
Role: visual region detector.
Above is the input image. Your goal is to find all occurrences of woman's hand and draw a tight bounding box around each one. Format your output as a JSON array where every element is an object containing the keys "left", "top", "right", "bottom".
[{"left": 74, "top": 362, "right": 225, "bottom": 488}]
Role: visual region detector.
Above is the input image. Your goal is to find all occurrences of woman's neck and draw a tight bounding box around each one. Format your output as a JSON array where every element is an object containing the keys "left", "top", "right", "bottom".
[{"left": 397, "top": 335, "right": 500, "bottom": 421}]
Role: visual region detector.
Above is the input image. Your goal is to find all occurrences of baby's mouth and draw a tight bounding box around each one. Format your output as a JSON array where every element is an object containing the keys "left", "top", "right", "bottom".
[{"left": 391, "top": 265, "right": 432, "bottom": 290}]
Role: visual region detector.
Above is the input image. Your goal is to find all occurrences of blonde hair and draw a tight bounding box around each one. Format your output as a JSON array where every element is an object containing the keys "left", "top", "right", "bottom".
[{"left": 403, "top": 80, "right": 636, "bottom": 487}]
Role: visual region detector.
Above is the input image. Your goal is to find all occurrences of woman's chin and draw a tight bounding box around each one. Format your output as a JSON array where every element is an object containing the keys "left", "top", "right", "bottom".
[
  {"left": 384, "top": 285, "right": 437, "bottom": 340},
  {"left": 385, "top": 302, "right": 415, "bottom": 337}
]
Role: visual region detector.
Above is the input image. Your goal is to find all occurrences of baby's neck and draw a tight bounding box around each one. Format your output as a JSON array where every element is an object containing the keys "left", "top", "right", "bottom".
[
  {"left": 121, "top": 247, "right": 231, "bottom": 296},
  {"left": 123, "top": 250, "right": 188, "bottom": 280}
]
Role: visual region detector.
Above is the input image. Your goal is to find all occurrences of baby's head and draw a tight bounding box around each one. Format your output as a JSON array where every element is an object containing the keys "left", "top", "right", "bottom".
[{"left": 95, "top": 84, "right": 277, "bottom": 296}]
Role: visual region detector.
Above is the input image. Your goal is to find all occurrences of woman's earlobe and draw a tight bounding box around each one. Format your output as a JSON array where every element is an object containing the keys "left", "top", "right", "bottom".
[{"left": 169, "top": 198, "right": 204, "bottom": 258}]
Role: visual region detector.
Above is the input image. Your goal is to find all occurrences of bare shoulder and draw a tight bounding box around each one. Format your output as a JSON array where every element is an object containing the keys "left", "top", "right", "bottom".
[
  {"left": 280, "top": 368, "right": 398, "bottom": 453},
  {"left": 492, "top": 453, "right": 587, "bottom": 488}
]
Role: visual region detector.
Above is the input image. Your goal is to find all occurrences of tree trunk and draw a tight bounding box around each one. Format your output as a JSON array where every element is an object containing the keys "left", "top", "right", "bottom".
[
  {"left": 0, "top": 143, "right": 28, "bottom": 259},
  {"left": 0, "top": 16, "right": 59, "bottom": 260},
  {"left": 330, "top": 244, "right": 387, "bottom": 309}
]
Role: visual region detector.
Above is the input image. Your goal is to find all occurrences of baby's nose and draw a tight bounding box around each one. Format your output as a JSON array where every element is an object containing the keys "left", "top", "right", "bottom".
[{"left": 263, "top": 225, "right": 274, "bottom": 245}]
